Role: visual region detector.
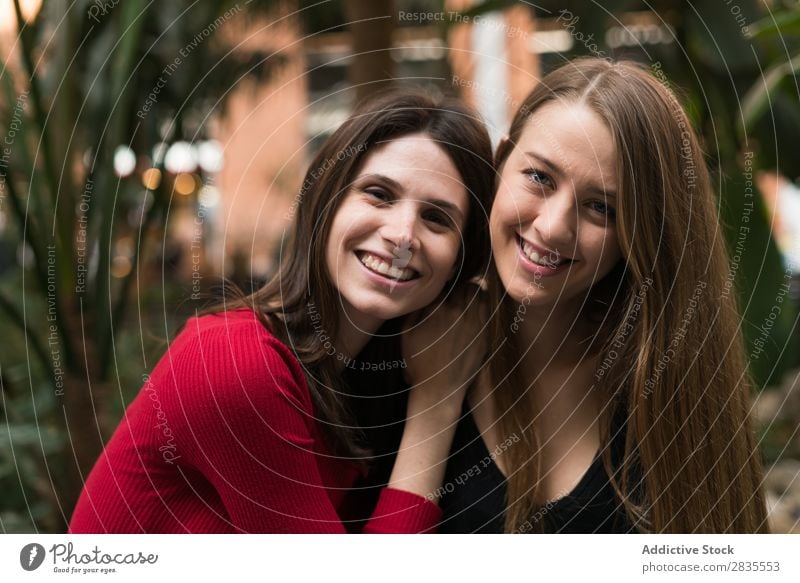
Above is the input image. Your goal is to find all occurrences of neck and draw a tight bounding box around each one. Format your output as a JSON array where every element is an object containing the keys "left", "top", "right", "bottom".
[
  {"left": 334, "top": 306, "right": 384, "bottom": 371},
  {"left": 511, "top": 298, "right": 603, "bottom": 421},
  {"left": 515, "top": 298, "right": 587, "bottom": 369}
]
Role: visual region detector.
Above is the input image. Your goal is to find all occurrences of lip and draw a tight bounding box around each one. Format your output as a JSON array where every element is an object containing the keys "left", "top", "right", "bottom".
[
  {"left": 354, "top": 251, "right": 421, "bottom": 290},
  {"left": 516, "top": 235, "right": 575, "bottom": 278},
  {"left": 517, "top": 233, "right": 573, "bottom": 262}
]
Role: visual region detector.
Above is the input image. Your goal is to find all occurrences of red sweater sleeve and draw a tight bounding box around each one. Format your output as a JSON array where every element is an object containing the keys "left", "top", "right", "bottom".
[{"left": 161, "top": 315, "right": 440, "bottom": 533}]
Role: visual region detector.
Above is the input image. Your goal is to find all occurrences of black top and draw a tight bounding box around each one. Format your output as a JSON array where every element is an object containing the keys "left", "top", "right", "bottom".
[
  {"left": 438, "top": 403, "right": 638, "bottom": 533},
  {"left": 339, "top": 321, "right": 411, "bottom": 532}
]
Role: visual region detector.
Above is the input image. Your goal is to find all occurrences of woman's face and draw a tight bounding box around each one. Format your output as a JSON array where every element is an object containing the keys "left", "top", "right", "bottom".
[
  {"left": 490, "top": 101, "right": 622, "bottom": 312},
  {"left": 326, "top": 133, "right": 469, "bottom": 324}
]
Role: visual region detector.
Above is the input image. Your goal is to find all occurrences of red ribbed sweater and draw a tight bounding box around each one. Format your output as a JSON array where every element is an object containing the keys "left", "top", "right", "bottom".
[{"left": 68, "top": 309, "right": 440, "bottom": 533}]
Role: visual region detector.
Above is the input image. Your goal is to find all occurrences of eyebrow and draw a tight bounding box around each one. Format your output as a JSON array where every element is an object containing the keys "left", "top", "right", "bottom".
[
  {"left": 523, "top": 151, "right": 617, "bottom": 199},
  {"left": 356, "top": 173, "right": 467, "bottom": 223},
  {"left": 524, "top": 151, "right": 563, "bottom": 176}
]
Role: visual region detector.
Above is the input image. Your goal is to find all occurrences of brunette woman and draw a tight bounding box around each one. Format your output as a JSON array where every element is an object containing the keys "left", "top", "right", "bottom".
[
  {"left": 69, "top": 89, "right": 494, "bottom": 533},
  {"left": 437, "top": 58, "right": 769, "bottom": 533}
]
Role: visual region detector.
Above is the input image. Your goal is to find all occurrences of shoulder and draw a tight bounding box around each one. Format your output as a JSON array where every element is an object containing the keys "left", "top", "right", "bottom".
[
  {"left": 175, "top": 307, "right": 277, "bottom": 347},
  {"left": 177, "top": 308, "right": 301, "bottom": 372},
  {"left": 150, "top": 308, "right": 312, "bottom": 415}
]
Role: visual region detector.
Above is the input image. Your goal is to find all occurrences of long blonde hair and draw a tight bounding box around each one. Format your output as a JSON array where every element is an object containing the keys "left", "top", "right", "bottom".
[{"left": 491, "top": 58, "right": 768, "bottom": 533}]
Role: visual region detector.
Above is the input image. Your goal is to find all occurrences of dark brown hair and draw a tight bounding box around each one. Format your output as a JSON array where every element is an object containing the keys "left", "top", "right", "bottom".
[
  {"left": 491, "top": 58, "right": 768, "bottom": 533},
  {"left": 213, "top": 89, "right": 495, "bottom": 459}
]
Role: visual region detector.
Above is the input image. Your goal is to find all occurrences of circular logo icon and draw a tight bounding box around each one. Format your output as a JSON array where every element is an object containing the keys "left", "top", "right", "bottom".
[{"left": 20, "top": 543, "right": 46, "bottom": 571}]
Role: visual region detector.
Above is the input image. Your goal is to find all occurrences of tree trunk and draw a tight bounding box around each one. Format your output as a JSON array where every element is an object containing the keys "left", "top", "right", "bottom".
[
  {"left": 57, "top": 311, "right": 110, "bottom": 530},
  {"left": 344, "top": 0, "right": 396, "bottom": 103}
]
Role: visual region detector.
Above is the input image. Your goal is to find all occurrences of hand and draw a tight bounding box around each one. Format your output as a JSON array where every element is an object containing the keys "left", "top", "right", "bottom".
[
  {"left": 388, "top": 282, "right": 489, "bottom": 499},
  {"left": 401, "top": 282, "right": 489, "bottom": 415}
]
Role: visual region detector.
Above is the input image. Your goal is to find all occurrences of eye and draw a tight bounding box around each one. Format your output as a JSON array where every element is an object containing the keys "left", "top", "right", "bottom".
[
  {"left": 587, "top": 200, "right": 616, "bottom": 219},
  {"left": 522, "top": 168, "right": 554, "bottom": 191},
  {"left": 423, "top": 209, "right": 452, "bottom": 228},
  {"left": 364, "top": 188, "right": 392, "bottom": 204}
]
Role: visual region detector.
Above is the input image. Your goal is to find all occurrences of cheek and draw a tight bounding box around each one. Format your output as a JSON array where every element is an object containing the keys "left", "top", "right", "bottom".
[
  {"left": 587, "top": 229, "right": 621, "bottom": 273},
  {"left": 325, "top": 208, "right": 357, "bottom": 278},
  {"left": 490, "top": 189, "right": 526, "bottom": 254},
  {"left": 427, "top": 234, "right": 461, "bottom": 277},
  {"left": 492, "top": 184, "right": 536, "bottom": 230},
  {"left": 324, "top": 231, "right": 342, "bottom": 286},
  {"left": 328, "top": 202, "right": 372, "bottom": 250},
  {"left": 489, "top": 195, "right": 510, "bottom": 242}
]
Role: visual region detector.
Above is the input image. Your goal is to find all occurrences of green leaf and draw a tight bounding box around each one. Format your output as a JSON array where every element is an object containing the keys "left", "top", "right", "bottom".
[
  {"left": 747, "top": 9, "right": 800, "bottom": 40},
  {"left": 0, "top": 423, "right": 62, "bottom": 452},
  {"left": 740, "top": 52, "right": 800, "bottom": 134}
]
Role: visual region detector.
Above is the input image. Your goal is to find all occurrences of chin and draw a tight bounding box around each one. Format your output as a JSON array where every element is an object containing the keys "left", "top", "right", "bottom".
[
  {"left": 510, "top": 285, "right": 547, "bottom": 306},
  {"left": 504, "top": 275, "right": 555, "bottom": 307},
  {"left": 498, "top": 271, "right": 533, "bottom": 303},
  {"left": 345, "top": 294, "right": 414, "bottom": 321}
]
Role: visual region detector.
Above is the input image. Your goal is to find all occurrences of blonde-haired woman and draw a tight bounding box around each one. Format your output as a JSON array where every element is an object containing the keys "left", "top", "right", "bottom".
[{"left": 438, "top": 57, "right": 768, "bottom": 533}]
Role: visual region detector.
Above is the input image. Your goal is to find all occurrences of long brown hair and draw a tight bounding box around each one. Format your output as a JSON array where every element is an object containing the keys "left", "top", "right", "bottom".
[
  {"left": 491, "top": 58, "right": 768, "bottom": 533},
  {"left": 212, "top": 89, "right": 495, "bottom": 459}
]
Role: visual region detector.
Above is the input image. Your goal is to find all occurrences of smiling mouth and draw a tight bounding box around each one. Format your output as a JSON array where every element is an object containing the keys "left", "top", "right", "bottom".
[
  {"left": 517, "top": 235, "right": 573, "bottom": 268},
  {"left": 356, "top": 251, "right": 420, "bottom": 282}
]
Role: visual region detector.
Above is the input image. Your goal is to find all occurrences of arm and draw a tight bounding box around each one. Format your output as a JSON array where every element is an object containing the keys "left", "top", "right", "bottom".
[
  {"left": 385, "top": 286, "right": 488, "bottom": 504},
  {"left": 169, "top": 320, "right": 440, "bottom": 533}
]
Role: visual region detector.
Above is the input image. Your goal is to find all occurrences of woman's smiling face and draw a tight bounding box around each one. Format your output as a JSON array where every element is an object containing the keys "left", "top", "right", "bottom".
[
  {"left": 490, "top": 100, "right": 622, "bottom": 312},
  {"left": 326, "top": 133, "right": 469, "bottom": 325}
]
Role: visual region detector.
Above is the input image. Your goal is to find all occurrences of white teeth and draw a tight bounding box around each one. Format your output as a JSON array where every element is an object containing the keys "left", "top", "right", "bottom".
[
  {"left": 520, "top": 239, "right": 566, "bottom": 267},
  {"left": 359, "top": 253, "right": 415, "bottom": 281}
]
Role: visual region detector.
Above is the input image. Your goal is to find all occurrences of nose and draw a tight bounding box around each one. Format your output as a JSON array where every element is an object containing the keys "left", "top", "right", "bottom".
[
  {"left": 534, "top": 189, "right": 577, "bottom": 249},
  {"left": 378, "top": 202, "right": 420, "bottom": 252}
]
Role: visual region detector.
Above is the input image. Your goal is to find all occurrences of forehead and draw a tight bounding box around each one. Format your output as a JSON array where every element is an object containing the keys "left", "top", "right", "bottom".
[
  {"left": 516, "top": 101, "right": 617, "bottom": 183},
  {"left": 358, "top": 134, "right": 453, "bottom": 173},
  {"left": 356, "top": 133, "right": 468, "bottom": 200}
]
